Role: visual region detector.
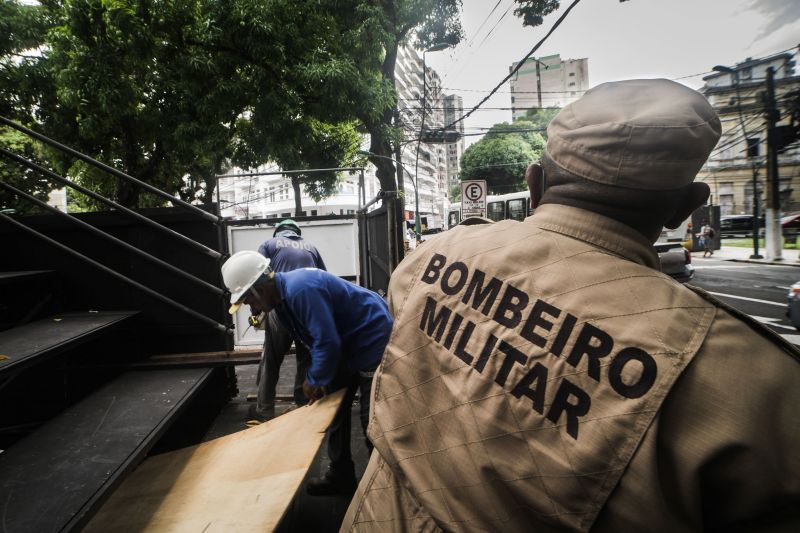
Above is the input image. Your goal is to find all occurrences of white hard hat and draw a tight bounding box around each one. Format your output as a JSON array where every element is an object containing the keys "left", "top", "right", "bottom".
[{"left": 221, "top": 251, "right": 271, "bottom": 313}]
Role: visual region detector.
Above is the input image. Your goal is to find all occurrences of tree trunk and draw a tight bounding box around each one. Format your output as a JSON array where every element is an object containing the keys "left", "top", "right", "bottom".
[{"left": 292, "top": 175, "right": 303, "bottom": 216}]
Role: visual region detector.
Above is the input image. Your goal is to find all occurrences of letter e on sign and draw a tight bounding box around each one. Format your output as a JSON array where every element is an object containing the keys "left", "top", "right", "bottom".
[{"left": 461, "top": 180, "right": 487, "bottom": 219}]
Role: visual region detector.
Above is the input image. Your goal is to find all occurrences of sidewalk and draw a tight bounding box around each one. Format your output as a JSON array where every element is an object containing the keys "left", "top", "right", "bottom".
[{"left": 693, "top": 245, "right": 800, "bottom": 266}]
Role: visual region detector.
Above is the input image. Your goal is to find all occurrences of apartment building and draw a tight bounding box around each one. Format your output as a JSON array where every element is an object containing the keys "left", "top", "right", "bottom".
[
  {"left": 509, "top": 54, "right": 589, "bottom": 121},
  {"left": 697, "top": 52, "right": 800, "bottom": 215}
]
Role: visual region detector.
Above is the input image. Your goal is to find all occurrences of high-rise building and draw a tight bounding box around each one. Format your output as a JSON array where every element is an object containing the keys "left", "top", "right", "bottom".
[
  {"left": 444, "top": 94, "right": 465, "bottom": 198},
  {"left": 509, "top": 54, "right": 589, "bottom": 121},
  {"left": 394, "top": 45, "right": 450, "bottom": 230}
]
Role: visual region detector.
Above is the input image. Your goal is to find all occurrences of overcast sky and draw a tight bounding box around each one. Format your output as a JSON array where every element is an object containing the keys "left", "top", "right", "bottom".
[{"left": 425, "top": 0, "right": 800, "bottom": 147}]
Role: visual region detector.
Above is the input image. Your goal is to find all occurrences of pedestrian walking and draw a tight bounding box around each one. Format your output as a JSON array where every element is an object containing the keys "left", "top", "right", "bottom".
[{"left": 697, "top": 218, "right": 715, "bottom": 257}]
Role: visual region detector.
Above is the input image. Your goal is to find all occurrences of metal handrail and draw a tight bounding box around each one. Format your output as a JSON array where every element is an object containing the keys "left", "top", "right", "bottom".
[
  {"left": 0, "top": 212, "right": 229, "bottom": 333},
  {"left": 0, "top": 180, "right": 224, "bottom": 297},
  {"left": 0, "top": 116, "right": 220, "bottom": 224},
  {"left": 0, "top": 148, "right": 222, "bottom": 260}
]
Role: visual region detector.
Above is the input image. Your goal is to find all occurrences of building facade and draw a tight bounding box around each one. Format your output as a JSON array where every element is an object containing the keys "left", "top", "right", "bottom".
[
  {"left": 509, "top": 54, "right": 589, "bottom": 121},
  {"left": 444, "top": 94, "right": 465, "bottom": 198},
  {"left": 697, "top": 52, "right": 800, "bottom": 216}
]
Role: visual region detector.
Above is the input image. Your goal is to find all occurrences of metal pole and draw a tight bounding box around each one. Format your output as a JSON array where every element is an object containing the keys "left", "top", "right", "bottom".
[
  {"left": 0, "top": 116, "right": 220, "bottom": 224},
  {"left": 764, "top": 66, "right": 783, "bottom": 260},
  {"left": 730, "top": 71, "right": 763, "bottom": 259},
  {"left": 0, "top": 147, "right": 223, "bottom": 260},
  {"left": 0, "top": 213, "right": 230, "bottom": 332},
  {"left": 413, "top": 52, "right": 426, "bottom": 239},
  {"left": 0, "top": 180, "right": 224, "bottom": 296}
]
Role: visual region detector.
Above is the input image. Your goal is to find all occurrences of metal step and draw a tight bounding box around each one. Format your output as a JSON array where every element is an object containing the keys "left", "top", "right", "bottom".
[{"left": 0, "top": 367, "right": 225, "bottom": 532}]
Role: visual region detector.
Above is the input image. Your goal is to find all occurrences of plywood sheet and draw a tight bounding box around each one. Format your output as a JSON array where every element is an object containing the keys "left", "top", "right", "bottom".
[{"left": 83, "top": 389, "right": 345, "bottom": 533}]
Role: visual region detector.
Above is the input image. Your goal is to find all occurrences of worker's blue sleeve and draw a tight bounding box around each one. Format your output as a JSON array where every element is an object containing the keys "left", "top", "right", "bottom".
[{"left": 290, "top": 285, "right": 341, "bottom": 386}]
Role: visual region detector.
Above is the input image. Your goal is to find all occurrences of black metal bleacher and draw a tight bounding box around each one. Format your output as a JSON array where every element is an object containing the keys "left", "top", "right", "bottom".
[
  {"left": 0, "top": 367, "right": 223, "bottom": 532},
  {"left": 0, "top": 272, "right": 231, "bottom": 532},
  {"left": 0, "top": 310, "right": 139, "bottom": 377}
]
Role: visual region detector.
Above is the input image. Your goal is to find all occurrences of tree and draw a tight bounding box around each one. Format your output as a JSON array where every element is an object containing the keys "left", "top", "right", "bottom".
[
  {"left": 1, "top": 0, "right": 371, "bottom": 209},
  {"left": 521, "top": 107, "right": 560, "bottom": 138},
  {"left": 460, "top": 136, "right": 538, "bottom": 194},
  {"left": 486, "top": 120, "right": 547, "bottom": 149},
  {"left": 1, "top": 0, "right": 568, "bottom": 213},
  {"left": 268, "top": 119, "right": 362, "bottom": 217}
]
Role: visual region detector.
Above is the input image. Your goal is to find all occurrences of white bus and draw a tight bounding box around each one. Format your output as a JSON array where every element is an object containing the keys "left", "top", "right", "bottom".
[{"left": 447, "top": 190, "right": 532, "bottom": 228}]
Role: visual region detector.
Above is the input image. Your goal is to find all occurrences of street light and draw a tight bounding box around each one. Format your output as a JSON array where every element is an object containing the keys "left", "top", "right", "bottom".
[
  {"left": 413, "top": 42, "right": 450, "bottom": 238},
  {"left": 712, "top": 64, "right": 763, "bottom": 259}
]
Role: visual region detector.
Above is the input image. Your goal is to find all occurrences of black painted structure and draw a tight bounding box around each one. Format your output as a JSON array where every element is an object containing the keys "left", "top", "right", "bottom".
[{"left": 0, "top": 206, "right": 232, "bottom": 354}]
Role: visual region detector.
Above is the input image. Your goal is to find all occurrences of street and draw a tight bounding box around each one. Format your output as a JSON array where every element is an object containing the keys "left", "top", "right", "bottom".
[{"left": 690, "top": 257, "right": 800, "bottom": 345}]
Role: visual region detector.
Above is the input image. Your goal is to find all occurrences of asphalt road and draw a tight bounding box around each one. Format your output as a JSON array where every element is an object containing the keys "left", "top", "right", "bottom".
[{"left": 689, "top": 257, "right": 800, "bottom": 346}]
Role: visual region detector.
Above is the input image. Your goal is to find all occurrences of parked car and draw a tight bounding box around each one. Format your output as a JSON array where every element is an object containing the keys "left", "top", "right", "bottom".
[
  {"left": 787, "top": 282, "right": 800, "bottom": 330},
  {"left": 781, "top": 212, "right": 800, "bottom": 241},
  {"left": 655, "top": 242, "right": 694, "bottom": 283},
  {"left": 719, "top": 214, "right": 766, "bottom": 237}
]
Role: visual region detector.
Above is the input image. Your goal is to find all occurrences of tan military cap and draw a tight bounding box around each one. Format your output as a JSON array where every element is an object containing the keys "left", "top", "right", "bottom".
[{"left": 545, "top": 79, "right": 721, "bottom": 190}]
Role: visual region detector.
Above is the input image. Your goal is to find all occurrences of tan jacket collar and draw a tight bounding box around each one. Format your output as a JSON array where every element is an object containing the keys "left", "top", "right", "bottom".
[{"left": 529, "top": 204, "right": 661, "bottom": 270}]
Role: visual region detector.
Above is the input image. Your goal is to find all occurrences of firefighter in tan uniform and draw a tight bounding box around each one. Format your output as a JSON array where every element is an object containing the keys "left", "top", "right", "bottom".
[{"left": 342, "top": 79, "right": 800, "bottom": 532}]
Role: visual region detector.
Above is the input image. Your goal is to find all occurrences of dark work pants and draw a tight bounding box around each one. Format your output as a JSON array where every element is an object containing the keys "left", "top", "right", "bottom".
[
  {"left": 327, "top": 367, "right": 375, "bottom": 477},
  {"left": 258, "top": 311, "right": 311, "bottom": 413}
]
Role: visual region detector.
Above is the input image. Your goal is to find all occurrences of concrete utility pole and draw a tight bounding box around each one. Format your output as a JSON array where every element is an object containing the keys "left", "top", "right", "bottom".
[{"left": 764, "top": 66, "right": 783, "bottom": 261}]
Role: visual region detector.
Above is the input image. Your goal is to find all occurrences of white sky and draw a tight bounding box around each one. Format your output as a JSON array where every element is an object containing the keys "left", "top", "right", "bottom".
[{"left": 425, "top": 0, "right": 800, "bottom": 147}]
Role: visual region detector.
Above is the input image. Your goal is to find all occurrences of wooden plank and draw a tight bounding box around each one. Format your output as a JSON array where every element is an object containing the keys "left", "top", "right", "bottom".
[
  {"left": 0, "top": 367, "right": 214, "bottom": 532},
  {"left": 83, "top": 389, "right": 346, "bottom": 533},
  {"left": 149, "top": 349, "right": 263, "bottom": 362},
  {"left": 0, "top": 311, "right": 139, "bottom": 376}
]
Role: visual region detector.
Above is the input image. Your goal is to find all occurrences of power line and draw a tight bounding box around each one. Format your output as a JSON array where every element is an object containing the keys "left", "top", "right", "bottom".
[
  {"left": 442, "top": 0, "right": 584, "bottom": 132},
  {"left": 440, "top": 0, "right": 512, "bottom": 85}
]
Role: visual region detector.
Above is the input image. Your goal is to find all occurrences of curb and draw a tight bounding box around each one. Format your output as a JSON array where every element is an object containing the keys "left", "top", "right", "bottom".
[{"left": 725, "top": 258, "right": 800, "bottom": 267}]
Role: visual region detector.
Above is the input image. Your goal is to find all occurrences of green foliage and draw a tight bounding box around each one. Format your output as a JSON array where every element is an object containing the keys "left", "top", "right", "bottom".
[
  {"left": 461, "top": 115, "right": 548, "bottom": 194},
  {"left": 460, "top": 136, "right": 537, "bottom": 195},
  {"left": 520, "top": 107, "right": 560, "bottom": 138},
  {"left": 0, "top": 127, "right": 56, "bottom": 215},
  {"left": 1, "top": 0, "right": 565, "bottom": 213},
  {"left": 513, "top": 0, "right": 561, "bottom": 27},
  {"left": 449, "top": 183, "right": 461, "bottom": 202},
  {"left": 486, "top": 120, "right": 547, "bottom": 150}
]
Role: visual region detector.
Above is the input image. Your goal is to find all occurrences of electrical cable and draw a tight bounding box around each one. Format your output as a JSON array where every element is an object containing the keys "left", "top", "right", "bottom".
[{"left": 441, "top": 0, "right": 584, "bottom": 132}]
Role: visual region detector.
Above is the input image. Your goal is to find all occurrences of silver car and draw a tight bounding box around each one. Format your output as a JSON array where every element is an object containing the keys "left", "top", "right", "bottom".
[{"left": 655, "top": 242, "right": 694, "bottom": 283}]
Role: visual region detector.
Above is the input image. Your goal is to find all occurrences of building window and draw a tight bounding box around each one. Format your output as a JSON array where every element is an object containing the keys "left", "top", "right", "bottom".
[
  {"left": 568, "top": 82, "right": 576, "bottom": 87},
  {"left": 569, "top": 72, "right": 575, "bottom": 77},
  {"left": 511, "top": 96, "right": 515, "bottom": 103},
  {"left": 747, "top": 137, "right": 760, "bottom": 158},
  {"left": 311, "top": 209, "right": 317, "bottom": 216},
  {"left": 281, "top": 212, "right": 291, "bottom": 217}
]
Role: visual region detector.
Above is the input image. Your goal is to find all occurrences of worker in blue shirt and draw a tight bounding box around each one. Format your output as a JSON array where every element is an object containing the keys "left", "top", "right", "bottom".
[
  {"left": 255, "top": 219, "right": 326, "bottom": 417},
  {"left": 222, "top": 250, "right": 393, "bottom": 496}
]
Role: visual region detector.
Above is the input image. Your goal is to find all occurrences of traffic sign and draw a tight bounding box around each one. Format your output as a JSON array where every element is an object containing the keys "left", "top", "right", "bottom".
[{"left": 461, "top": 180, "right": 487, "bottom": 219}]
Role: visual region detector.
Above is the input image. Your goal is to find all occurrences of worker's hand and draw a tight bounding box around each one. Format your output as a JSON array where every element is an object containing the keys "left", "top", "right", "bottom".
[{"left": 303, "top": 378, "right": 326, "bottom": 405}]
